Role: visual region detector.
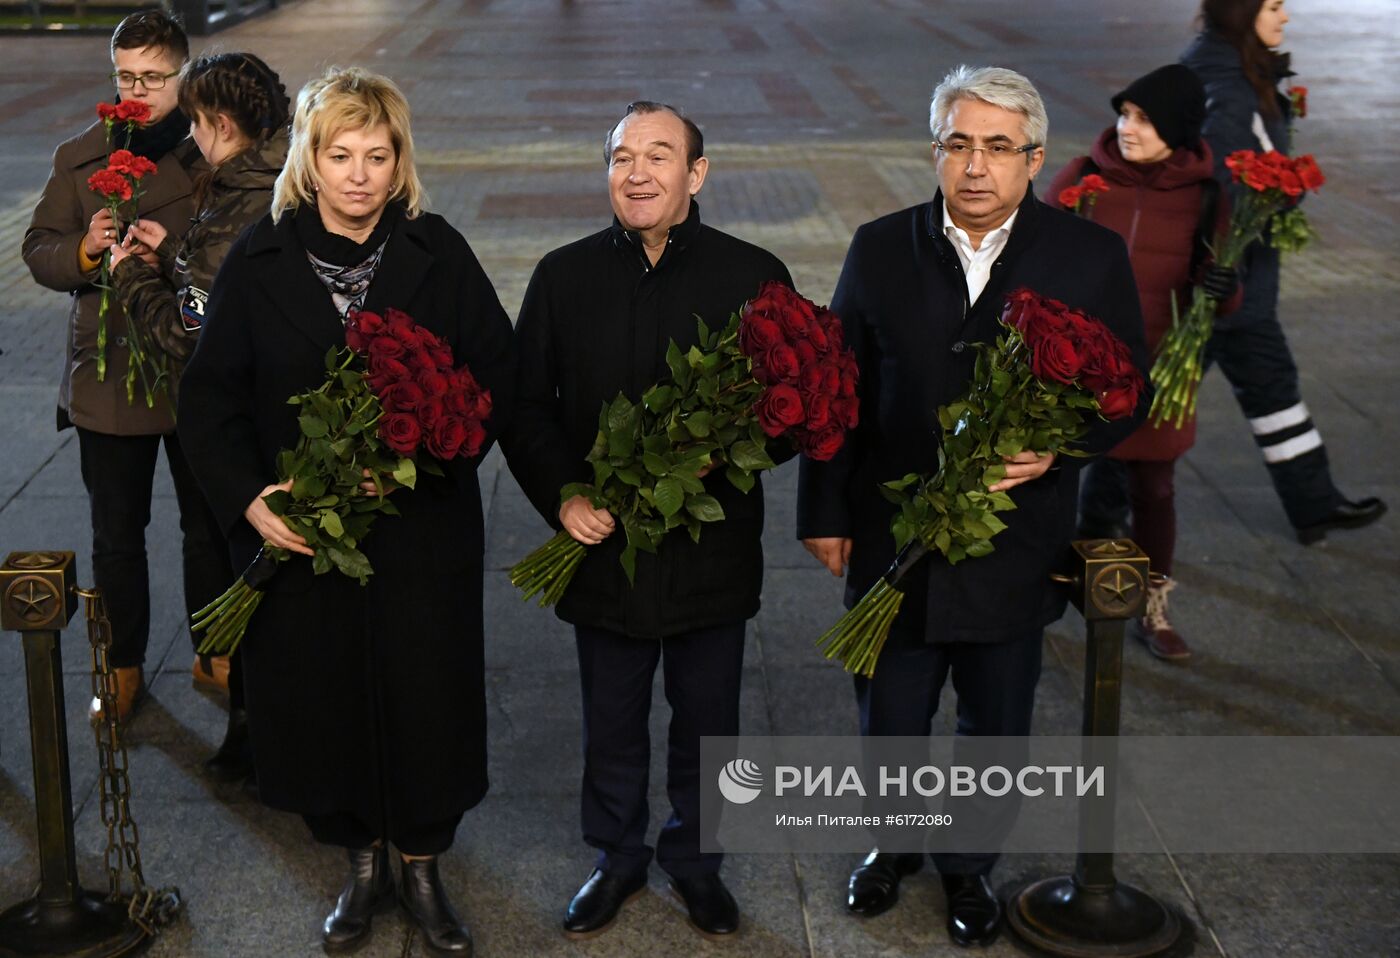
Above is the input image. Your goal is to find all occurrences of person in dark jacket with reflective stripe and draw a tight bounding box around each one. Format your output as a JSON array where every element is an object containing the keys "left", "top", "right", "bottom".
[
  {"left": 798, "top": 66, "right": 1149, "bottom": 948},
  {"left": 1176, "top": 0, "right": 1384, "bottom": 542},
  {"left": 502, "top": 101, "right": 791, "bottom": 940},
  {"left": 110, "top": 51, "right": 291, "bottom": 780}
]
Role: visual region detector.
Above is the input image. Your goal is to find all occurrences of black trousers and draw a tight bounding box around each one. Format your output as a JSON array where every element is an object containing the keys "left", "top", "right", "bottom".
[
  {"left": 854, "top": 627, "right": 1043, "bottom": 876},
  {"left": 575, "top": 621, "right": 746, "bottom": 880},
  {"left": 303, "top": 810, "right": 463, "bottom": 857},
  {"left": 76, "top": 427, "right": 233, "bottom": 669},
  {"left": 1080, "top": 312, "right": 1341, "bottom": 531}
]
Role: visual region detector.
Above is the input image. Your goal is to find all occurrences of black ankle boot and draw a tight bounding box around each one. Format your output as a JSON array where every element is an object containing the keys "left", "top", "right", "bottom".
[
  {"left": 322, "top": 844, "right": 394, "bottom": 953},
  {"left": 399, "top": 857, "right": 472, "bottom": 955},
  {"left": 204, "top": 707, "right": 254, "bottom": 782}
]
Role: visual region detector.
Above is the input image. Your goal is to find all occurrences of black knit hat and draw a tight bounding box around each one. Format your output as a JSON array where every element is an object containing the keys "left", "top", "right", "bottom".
[{"left": 1111, "top": 64, "right": 1206, "bottom": 151}]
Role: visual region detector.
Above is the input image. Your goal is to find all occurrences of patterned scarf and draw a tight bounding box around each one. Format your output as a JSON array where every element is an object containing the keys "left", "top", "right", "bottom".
[{"left": 306, "top": 241, "right": 386, "bottom": 320}]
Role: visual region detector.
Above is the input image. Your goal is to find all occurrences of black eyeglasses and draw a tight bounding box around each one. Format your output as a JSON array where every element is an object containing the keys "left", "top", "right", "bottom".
[{"left": 110, "top": 70, "right": 180, "bottom": 91}]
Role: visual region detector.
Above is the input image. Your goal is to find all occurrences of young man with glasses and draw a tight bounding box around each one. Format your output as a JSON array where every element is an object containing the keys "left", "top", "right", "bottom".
[
  {"left": 798, "top": 65, "right": 1150, "bottom": 948},
  {"left": 23, "top": 11, "right": 224, "bottom": 723}
]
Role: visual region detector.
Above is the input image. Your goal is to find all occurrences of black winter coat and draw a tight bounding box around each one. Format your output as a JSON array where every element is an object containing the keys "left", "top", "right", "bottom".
[
  {"left": 1181, "top": 29, "right": 1295, "bottom": 329},
  {"left": 503, "top": 202, "right": 791, "bottom": 639},
  {"left": 177, "top": 206, "right": 515, "bottom": 829},
  {"left": 797, "top": 190, "right": 1150, "bottom": 644}
]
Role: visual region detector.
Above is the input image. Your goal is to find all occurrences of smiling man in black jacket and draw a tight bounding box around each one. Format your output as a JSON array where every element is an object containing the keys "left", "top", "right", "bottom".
[
  {"left": 798, "top": 66, "right": 1150, "bottom": 948},
  {"left": 503, "top": 100, "right": 791, "bottom": 939}
]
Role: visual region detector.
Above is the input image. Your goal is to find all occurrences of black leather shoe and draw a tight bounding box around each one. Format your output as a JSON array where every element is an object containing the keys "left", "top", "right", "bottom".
[
  {"left": 563, "top": 868, "right": 646, "bottom": 939},
  {"left": 847, "top": 850, "right": 922, "bottom": 917},
  {"left": 1296, "top": 497, "right": 1387, "bottom": 544},
  {"left": 204, "top": 707, "right": 254, "bottom": 782},
  {"left": 399, "top": 857, "right": 472, "bottom": 955},
  {"left": 669, "top": 873, "right": 739, "bottom": 936},
  {"left": 941, "top": 873, "right": 1002, "bottom": 948},
  {"left": 322, "top": 844, "right": 394, "bottom": 954}
]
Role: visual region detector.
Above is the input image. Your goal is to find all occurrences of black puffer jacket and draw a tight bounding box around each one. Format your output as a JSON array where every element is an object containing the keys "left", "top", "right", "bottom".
[{"left": 504, "top": 201, "right": 792, "bottom": 638}]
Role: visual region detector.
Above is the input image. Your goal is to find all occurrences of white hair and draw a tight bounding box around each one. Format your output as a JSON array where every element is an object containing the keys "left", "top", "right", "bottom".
[{"left": 929, "top": 65, "right": 1048, "bottom": 150}]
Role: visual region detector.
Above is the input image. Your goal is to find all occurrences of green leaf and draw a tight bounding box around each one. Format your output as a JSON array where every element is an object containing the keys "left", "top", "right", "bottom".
[
  {"left": 683, "top": 411, "right": 713, "bottom": 438},
  {"left": 642, "top": 452, "right": 670, "bottom": 477},
  {"left": 614, "top": 467, "right": 642, "bottom": 487},
  {"left": 729, "top": 439, "right": 775, "bottom": 472},
  {"left": 327, "top": 544, "right": 374, "bottom": 583},
  {"left": 685, "top": 494, "right": 725, "bottom": 523},
  {"left": 642, "top": 384, "right": 676, "bottom": 412},
  {"left": 726, "top": 465, "right": 756, "bottom": 494},
  {"left": 606, "top": 394, "right": 635, "bottom": 434},
  {"left": 392, "top": 458, "right": 417, "bottom": 489},
  {"left": 299, "top": 414, "right": 328, "bottom": 438},
  {"left": 654, "top": 477, "right": 684, "bottom": 518},
  {"left": 262, "top": 489, "right": 291, "bottom": 515},
  {"left": 320, "top": 510, "right": 345, "bottom": 538}
]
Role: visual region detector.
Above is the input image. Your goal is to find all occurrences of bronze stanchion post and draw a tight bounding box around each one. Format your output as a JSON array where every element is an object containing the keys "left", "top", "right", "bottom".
[
  {"left": 1007, "top": 539, "right": 1183, "bottom": 957},
  {"left": 0, "top": 551, "right": 145, "bottom": 958}
]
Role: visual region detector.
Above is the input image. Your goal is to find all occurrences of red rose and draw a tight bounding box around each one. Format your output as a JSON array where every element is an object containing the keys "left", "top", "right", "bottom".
[
  {"left": 820, "top": 362, "right": 842, "bottom": 396},
  {"left": 381, "top": 380, "right": 424, "bottom": 413},
  {"left": 804, "top": 394, "right": 832, "bottom": 430},
  {"left": 356, "top": 311, "right": 386, "bottom": 336},
  {"left": 368, "top": 354, "right": 410, "bottom": 384},
  {"left": 379, "top": 413, "right": 422, "bottom": 455},
  {"left": 818, "top": 309, "right": 845, "bottom": 351},
  {"left": 751, "top": 360, "right": 775, "bottom": 386},
  {"left": 114, "top": 100, "right": 151, "bottom": 125},
  {"left": 369, "top": 335, "right": 406, "bottom": 363},
  {"left": 754, "top": 383, "right": 805, "bottom": 438},
  {"left": 463, "top": 420, "right": 487, "bottom": 458},
  {"left": 426, "top": 416, "right": 467, "bottom": 460},
  {"left": 839, "top": 359, "right": 859, "bottom": 398},
  {"left": 794, "top": 339, "right": 818, "bottom": 366},
  {"left": 739, "top": 315, "right": 785, "bottom": 357},
  {"left": 763, "top": 344, "right": 801, "bottom": 383},
  {"left": 416, "top": 369, "right": 451, "bottom": 398},
  {"left": 806, "top": 321, "right": 830, "bottom": 353},
  {"left": 388, "top": 322, "right": 424, "bottom": 351},
  {"left": 1095, "top": 379, "right": 1141, "bottom": 420},
  {"left": 800, "top": 426, "right": 845, "bottom": 461},
  {"left": 417, "top": 397, "right": 446, "bottom": 428},
  {"left": 776, "top": 303, "right": 813, "bottom": 341},
  {"left": 429, "top": 342, "right": 454, "bottom": 370},
  {"left": 832, "top": 396, "right": 859, "bottom": 429},
  {"left": 798, "top": 363, "right": 825, "bottom": 398},
  {"left": 1029, "top": 335, "right": 1084, "bottom": 384}
]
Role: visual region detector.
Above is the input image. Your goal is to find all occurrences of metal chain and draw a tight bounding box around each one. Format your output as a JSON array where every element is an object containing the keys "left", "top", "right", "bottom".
[{"left": 77, "top": 586, "right": 183, "bottom": 936}]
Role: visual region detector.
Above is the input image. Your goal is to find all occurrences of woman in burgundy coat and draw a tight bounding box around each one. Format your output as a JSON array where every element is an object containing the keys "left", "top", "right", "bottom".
[{"left": 1047, "top": 64, "right": 1241, "bottom": 661}]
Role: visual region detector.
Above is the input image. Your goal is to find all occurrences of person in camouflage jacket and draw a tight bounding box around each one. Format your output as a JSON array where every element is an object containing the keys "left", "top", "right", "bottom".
[{"left": 110, "top": 51, "right": 291, "bottom": 781}]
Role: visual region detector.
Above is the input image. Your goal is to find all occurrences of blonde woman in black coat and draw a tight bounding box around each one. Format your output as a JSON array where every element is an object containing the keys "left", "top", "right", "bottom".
[{"left": 178, "top": 67, "right": 514, "bottom": 955}]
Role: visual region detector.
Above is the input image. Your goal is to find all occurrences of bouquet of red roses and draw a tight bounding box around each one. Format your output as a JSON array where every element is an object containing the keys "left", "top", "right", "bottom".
[
  {"left": 510, "top": 281, "right": 858, "bottom": 605},
  {"left": 816, "top": 289, "right": 1144, "bottom": 677},
  {"left": 87, "top": 101, "right": 167, "bottom": 404},
  {"left": 192, "top": 308, "right": 491, "bottom": 654},
  {"left": 1149, "top": 149, "right": 1325, "bottom": 427},
  {"left": 1059, "top": 173, "right": 1111, "bottom": 217}
]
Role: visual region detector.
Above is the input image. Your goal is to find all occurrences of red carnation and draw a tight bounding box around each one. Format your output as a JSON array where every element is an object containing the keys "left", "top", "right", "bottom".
[
  {"left": 97, "top": 103, "right": 121, "bottom": 122},
  {"left": 87, "top": 168, "right": 132, "bottom": 201},
  {"left": 754, "top": 383, "right": 805, "bottom": 438},
  {"left": 379, "top": 413, "right": 422, "bottom": 455},
  {"left": 108, "top": 149, "right": 156, "bottom": 179},
  {"left": 1058, "top": 184, "right": 1084, "bottom": 207},
  {"left": 114, "top": 100, "right": 151, "bottom": 125}
]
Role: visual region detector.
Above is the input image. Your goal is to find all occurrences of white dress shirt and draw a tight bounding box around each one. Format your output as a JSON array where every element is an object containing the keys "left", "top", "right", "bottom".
[{"left": 942, "top": 201, "right": 1018, "bottom": 305}]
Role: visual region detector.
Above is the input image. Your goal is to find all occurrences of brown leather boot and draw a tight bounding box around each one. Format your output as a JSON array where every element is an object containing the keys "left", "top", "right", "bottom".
[
  {"left": 192, "top": 654, "right": 230, "bottom": 694},
  {"left": 1131, "top": 575, "right": 1190, "bottom": 662},
  {"left": 88, "top": 666, "right": 146, "bottom": 724}
]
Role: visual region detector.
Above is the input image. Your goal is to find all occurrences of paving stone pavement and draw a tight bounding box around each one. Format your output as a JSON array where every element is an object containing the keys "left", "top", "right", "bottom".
[{"left": 1, "top": 1, "right": 1397, "bottom": 955}]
